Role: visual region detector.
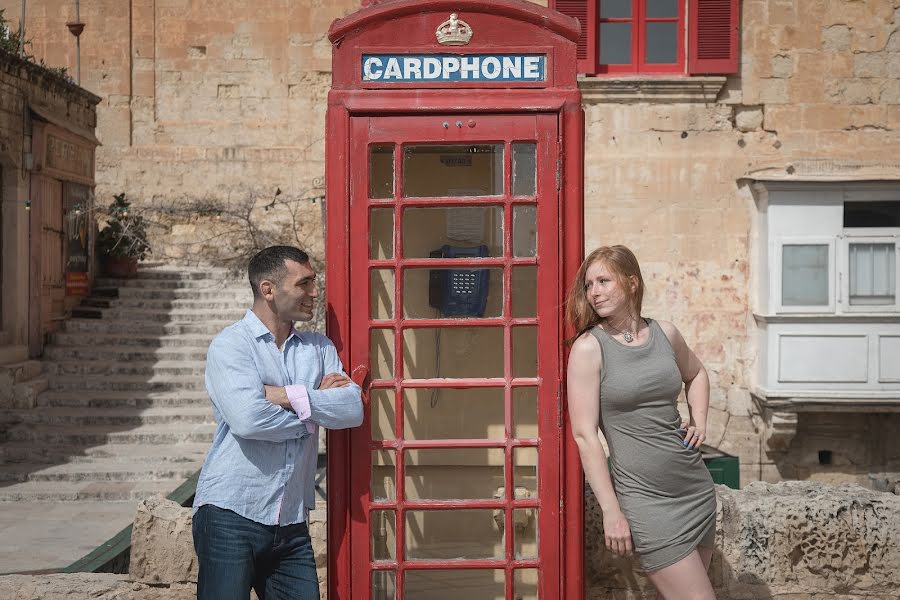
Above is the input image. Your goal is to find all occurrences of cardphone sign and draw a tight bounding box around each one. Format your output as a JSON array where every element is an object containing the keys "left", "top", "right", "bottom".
[{"left": 362, "top": 53, "right": 546, "bottom": 82}]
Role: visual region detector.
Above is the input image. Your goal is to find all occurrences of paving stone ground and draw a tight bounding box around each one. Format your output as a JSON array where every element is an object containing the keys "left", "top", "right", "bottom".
[{"left": 0, "top": 501, "right": 138, "bottom": 573}]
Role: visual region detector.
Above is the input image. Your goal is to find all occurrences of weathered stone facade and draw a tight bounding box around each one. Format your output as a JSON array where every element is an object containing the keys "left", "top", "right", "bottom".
[
  {"left": 3, "top": 0, "right": 898, "bottom": 499},
  {"left": 0, "top": 47, "right": 99, "bottom": 364}
]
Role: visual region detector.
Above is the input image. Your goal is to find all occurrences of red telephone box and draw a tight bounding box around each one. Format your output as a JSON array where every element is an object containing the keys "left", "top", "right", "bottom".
[{"left": 325, "top": 2, "right": 584, "bottom": 598}]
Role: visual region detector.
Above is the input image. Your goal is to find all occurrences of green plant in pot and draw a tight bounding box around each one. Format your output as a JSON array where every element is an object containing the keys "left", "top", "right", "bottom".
[{"left": 96, "top": 193, "right": 151, "bottom": 277}]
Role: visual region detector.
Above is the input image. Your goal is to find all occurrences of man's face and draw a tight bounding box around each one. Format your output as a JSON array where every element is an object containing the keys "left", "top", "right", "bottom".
[{"left": 269, "top": 260, "right": 319, "bottom": 322}]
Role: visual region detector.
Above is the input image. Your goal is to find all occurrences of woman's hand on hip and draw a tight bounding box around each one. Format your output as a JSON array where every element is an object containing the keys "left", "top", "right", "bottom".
[
  {"left": 679, "top": 420, "right": 706, "bottom": 450},
  {"left": 602, "top": 509, "right": 633, "bottom": 557}
]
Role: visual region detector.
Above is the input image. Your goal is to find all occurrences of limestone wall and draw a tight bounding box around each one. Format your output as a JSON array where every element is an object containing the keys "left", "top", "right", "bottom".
[
  {"left": 2, "top": 0, "right": 899, "bottom": 481},
  {"left": 0, "top": 0, "right": 361, "bottom": 264},
  {"left": 579, "top": 0, "right": 900, "bottom": 486}
]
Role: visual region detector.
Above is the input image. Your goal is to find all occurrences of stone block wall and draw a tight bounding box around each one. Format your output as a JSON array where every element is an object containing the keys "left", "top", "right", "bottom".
[
  {"left": 580, "top": 0, "right": 900, "bottom": 485},
  {"left": 0, "top": 0, "right": 357, "bottom": 265},
  {"left": 2, "top": 0, "right": 899, "bottom": 481}
]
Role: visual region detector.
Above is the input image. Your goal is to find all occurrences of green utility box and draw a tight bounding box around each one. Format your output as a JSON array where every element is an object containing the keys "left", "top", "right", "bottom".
[{"left": 701, "top": 447, "right": 740, "bottom": 489}]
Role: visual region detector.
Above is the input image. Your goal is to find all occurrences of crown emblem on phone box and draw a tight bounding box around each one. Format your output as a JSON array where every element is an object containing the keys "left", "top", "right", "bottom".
[{"left": 436, "top": 13, "right": 473, "bottom": 46}]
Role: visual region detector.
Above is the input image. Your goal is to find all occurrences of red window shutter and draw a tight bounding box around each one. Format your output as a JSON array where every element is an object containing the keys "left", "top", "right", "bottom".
[
  {"left": 552, "top": 0, "right": 597, "bottom": 75},
  {"left": 689, "top": 0, "right": 740, "bottom": 74}
]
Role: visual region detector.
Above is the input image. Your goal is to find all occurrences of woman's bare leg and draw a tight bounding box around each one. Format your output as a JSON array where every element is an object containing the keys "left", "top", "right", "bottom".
[
  {"left": 646, "top": 549, "right": 715, "bottom": 600},
  {"left": 697, "top": 545, "right": 713, "bottom": 570}
]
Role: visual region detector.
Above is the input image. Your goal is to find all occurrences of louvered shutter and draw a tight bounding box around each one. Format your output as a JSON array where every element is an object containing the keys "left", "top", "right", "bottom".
[
  {"left": 553, "top": 0, "right": 597, "bottom": 75},
  {"left": 688, "top": 0, "right": 740, "bottom": 74}
]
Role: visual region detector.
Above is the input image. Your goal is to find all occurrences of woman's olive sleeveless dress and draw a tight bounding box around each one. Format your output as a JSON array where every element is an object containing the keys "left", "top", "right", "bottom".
[{"left": 591, "top": 319, "right": 716, "bottom": 572}]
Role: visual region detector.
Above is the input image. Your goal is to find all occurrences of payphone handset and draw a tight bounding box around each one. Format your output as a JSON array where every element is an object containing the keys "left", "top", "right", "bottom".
[{"left": 428, "top": 244, "right": 490, "bottom": 317}]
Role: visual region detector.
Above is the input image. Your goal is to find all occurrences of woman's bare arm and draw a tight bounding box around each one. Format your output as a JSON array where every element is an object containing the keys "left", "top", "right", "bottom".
[{"left": 567, "top": 332, "right": 633, "bottom": 556}]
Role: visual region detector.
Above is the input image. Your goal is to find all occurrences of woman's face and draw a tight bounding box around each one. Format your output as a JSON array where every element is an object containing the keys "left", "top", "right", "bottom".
[{"left": 584, "top": 260, "right": 633, "bottom": 319}]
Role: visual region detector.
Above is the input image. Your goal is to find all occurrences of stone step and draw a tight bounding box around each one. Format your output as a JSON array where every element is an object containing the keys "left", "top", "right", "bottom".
[
  {"left": 113, "top": 287, "right": 250, "bottom": 300},
  {"left": 35, "top": 390, "right": 209, "bottom": 409},
  {"left": 63, "top": 319, "right": 234, "bottom": 336},
  {"left": 8, "top": 406, "right": 212, "bottom": 428},
  {"left": 48, "top": 374, "right": 206, "bottom": 392},
  {"left": 4, "top": 422, "right": 215, "bottom": 445},
  {"left": 89, "top": 308, "right": 246, "bottom": 322},
  {"left": 45, "top": 359, "right": 207, "bottom": 378},
  {"left": 81, "top": 296, "right": 114, "bottom": 308},
  {"left": 0, "top": 441, "right": 210, "bottom": 464},
  {"left": 51, "top": 332, "right": 214, "bottom": 349},
  {"left": 0, "top": 460, "right": 201, "bottom": 484},
  {"left": 104, "top": 298, "right": 251, "bottom": 311},
  {"left": 45, "top": 345, "right": 209, "bottom": 362},
  {"left": 98, "top": 270, "right": 233, "bottom": 282},
  {"left": 0, "top": 480, "right": 179, "bottom": 502},
  {"left": 94, "top": 277, "right": 243, "bottom": 290}
]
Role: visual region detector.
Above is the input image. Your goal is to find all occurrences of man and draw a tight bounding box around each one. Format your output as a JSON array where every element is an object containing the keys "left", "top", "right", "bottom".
[{"left": 192, "top": 245, "right": 363, "bottom": 600}]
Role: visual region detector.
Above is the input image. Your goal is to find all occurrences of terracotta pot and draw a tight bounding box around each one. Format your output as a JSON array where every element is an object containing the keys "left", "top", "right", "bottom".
[{"left": 102, "top": 256, "right": 139, "bottom": 278}]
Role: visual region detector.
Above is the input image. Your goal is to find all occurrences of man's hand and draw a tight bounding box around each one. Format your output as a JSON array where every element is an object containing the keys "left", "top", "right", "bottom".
[
  {"left": 319, "top": 372, "right": 352, "bottom": 390},
  {"left": 264, "top": 385, "right": 292, "bottom": 410}
]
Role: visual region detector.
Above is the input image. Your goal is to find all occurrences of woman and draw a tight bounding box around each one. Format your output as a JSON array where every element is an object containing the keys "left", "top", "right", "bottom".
[{"left": 566, "top": 245, "right": 717, "bottom": 599}]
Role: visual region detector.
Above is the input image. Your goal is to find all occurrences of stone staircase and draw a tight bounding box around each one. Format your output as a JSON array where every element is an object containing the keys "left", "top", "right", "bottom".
[{"left": 0, "top": 265, "right": 251, "bottom": 505}]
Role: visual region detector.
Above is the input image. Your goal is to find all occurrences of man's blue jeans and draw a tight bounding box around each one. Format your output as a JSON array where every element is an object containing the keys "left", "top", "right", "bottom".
[{"left": 192, "top": 504, "right": 320, "bottom": 600}]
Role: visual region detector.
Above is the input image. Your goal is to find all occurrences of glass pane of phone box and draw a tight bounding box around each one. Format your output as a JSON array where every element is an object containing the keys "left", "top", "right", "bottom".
[
  {"left": 403, "top": 206, "right": 503, "bottom": 258},
  {"left": 403, "top": 144, "right": 503, "bottom": 198},
  {"left": 403, "top": 387, "right": 505, "bottom": 440},
  {"left": 404, "top": 447, "right": 505, "bottom": 500},
  {"left": 405, "top": 509, "right": 503, "bottom": 560},
  {"left": 403, "top": 327, "right": 504, "bottom": 379},
  {"left": 404, "top": 569, "right": 505, "bottom": 600},
  {"left": 404, "top": 268, "right": 502, "bottom": 319}
]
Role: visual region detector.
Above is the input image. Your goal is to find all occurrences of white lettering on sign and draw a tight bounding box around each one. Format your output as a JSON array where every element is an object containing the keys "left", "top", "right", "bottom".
[{"left": 361, "top": 54, "right": 546, "bottom": 83}]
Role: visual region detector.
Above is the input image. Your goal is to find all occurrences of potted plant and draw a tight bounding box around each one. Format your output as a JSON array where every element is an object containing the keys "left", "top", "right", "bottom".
[{"left": 96, "top": 193, "right": 151, "bottom": 277}]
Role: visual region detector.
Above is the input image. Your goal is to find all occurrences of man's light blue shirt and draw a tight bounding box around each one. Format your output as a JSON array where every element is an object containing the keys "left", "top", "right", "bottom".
[{"left": 193, "top": 309, "right": 363, "bottom": 526}]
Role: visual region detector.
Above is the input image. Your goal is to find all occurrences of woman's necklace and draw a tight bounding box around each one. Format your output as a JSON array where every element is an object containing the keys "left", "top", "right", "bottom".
[{"left": 603, "top": 319, "right": 638, "bottom": 343}]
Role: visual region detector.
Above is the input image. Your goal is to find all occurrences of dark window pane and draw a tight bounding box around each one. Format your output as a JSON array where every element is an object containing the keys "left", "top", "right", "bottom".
[
  {"left": 646, "top": 0, "right": 678, "bottom": 18},
  {"left": 512, "top": 143, "right": 536, "bottom": 197},
  {"left": 599, "top": 23, "right": 632, "bottom": 65},
  {"left": 646, "top": 22, "right": 677, "bottom": 64},
  {"left": 600, "top": 0, "right": 632, "bottom": 18},
  {"left": 370, "top": 145, "right": 394, "bottom": 199},
  {"left": 844, "top": 201, "right": 900, "bottom": 228}
]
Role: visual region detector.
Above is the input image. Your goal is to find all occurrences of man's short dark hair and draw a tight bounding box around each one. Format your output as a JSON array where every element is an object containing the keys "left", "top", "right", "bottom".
[{"left": 248, "top": 246, "right": 310, "bottom": 299}]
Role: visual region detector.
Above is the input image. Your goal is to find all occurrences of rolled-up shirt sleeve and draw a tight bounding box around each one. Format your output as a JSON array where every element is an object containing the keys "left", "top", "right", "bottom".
[
  {"left": 285, "top": 384, "right": 317, "bottom": 434},
  {"left": 205, "top": 335, "right": 311, "bottom": 442}
]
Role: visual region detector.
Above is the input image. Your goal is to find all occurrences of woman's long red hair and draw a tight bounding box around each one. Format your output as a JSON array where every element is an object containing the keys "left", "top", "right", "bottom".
[{"left": 565, "top": 245, "right": 645, "bottom": 344}]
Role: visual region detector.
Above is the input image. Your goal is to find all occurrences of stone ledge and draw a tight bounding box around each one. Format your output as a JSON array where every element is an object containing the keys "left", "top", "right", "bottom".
[
  {"left": 577, "top": 75, "right": 727, "bottom": 104},
  {"left": 752, "top": 387, "right": 900, "bottom": 413},
  {"left": 0, "top": 48, "right": 101, "bottom": 107}
]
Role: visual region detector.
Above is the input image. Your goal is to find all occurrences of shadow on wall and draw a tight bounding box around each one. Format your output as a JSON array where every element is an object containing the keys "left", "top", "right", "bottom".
[{"left": 584, "top": 481, "right": 900, "bottom": 599}]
